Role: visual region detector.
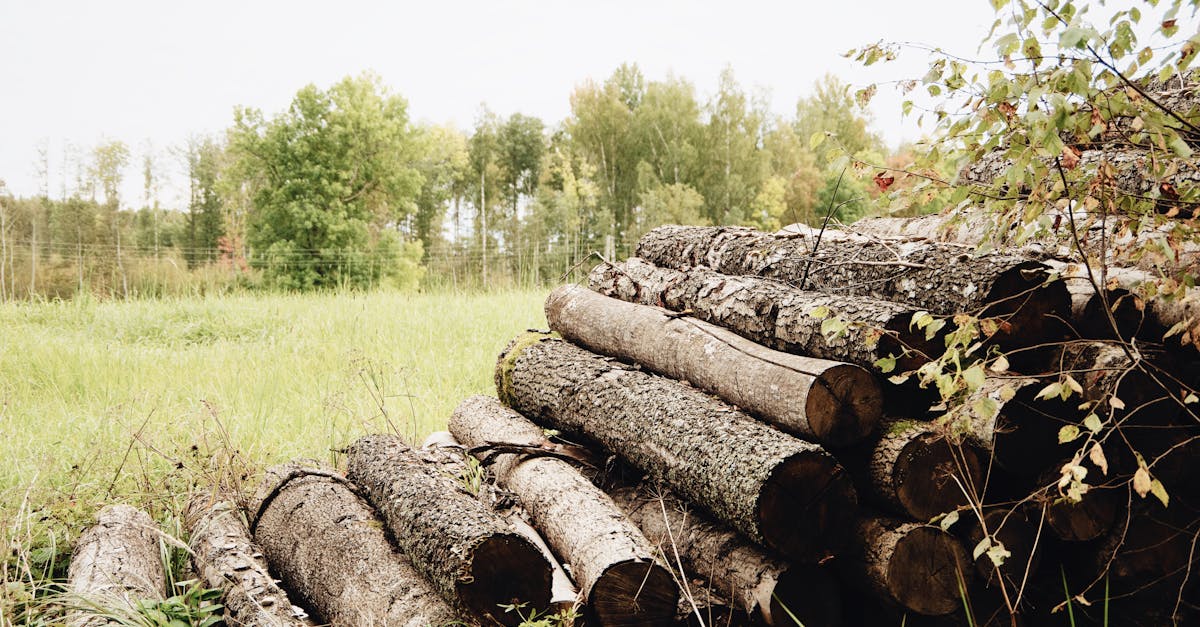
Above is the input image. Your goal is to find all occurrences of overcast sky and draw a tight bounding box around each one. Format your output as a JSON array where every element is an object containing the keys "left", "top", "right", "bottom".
[{"left": 1, "top": 0, "right": 999, "bottom": 206}]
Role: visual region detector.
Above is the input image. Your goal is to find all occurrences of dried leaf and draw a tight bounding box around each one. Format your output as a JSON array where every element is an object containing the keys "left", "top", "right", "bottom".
[
  {"left": 873, "top": 171, "right": 896, "bottom": 192},
  {"left": 1110, "top": 396, "right": 1126, "bottom": 410},
  {"left": 1061, "top": 145, "right": 1082, "bottom": 170},
  {"left": 1133, "top": 466, "right": 1152, "bottom": 498},
  {"left": 1089, "top": 442, "right": 1108, "bottom": 475},
  {"left": 990, "top": 354, "right": 1010, "bottom": 373},
  {"left": 938, "top": 510, "right": 960, "bottom": 531}
]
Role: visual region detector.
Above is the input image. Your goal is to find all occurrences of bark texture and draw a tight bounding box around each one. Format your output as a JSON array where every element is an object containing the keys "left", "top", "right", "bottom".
[
  {"left": 345, "top": 434, "right": 552, "bottom": 625},
  {"left": 866, "top": 419, "right": 984, "bottom": 521},
  {"left": 449, "top": 396, "right": 678, "bottom": 627},
  {"left": 183, "top": 495, "right": 311, "bottom": 626},
  {"left": 66, "top": 505, "right": 165, "bottom": 627},
  {"left": 589, "top": 257, "right": 943, "bottom": 372},
  {"left": 846, "top": 518, "right": 973, "bottom": 617},
  {"left": 248, "top": 463, "right": 462, "bottom": 627},
  {"left": 497, "top": 333, "right": 858, "bottom": 560},
  {"left": 635, "top": 225, "right": 1069, "bottom": 349},
  {"left": 546, "top": 284, "right": 881, "bottom": 446},
  {"left": 606, "top": 482, "right": 842, "bottom": 627}
]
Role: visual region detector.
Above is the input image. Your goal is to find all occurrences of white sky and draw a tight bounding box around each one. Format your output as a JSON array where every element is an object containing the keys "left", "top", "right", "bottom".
[{"left": 0, "top": 0, "right": 999, "bottom": 208}]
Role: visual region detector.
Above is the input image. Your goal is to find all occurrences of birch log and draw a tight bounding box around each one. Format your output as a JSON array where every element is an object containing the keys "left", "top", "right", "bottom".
[
  {"left": 546, "top": 284, "right": 882, "bottom": 446},
  {"left": 497, "top": 333, "right": 858, "bottom": 560},
  {"left": 449, "top": 396, "right": 678, "bottom": 627},
  {"left": 66, "top": 505, "right": 165, "bottom": 627}
]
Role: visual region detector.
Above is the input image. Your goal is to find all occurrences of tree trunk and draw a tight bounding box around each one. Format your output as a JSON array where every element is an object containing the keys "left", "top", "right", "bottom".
[
  {"left": 249, "top": 463, "right": 464, "bottom": 627},
  {"left": 448, "top": 395, "right": 679, "bottom": 627},
  {"left": 863, "top": 419, "right": 985, "bottom": 521},
  {"left": 635, "top": 225, "right": 1070, "bottom": 350},
  {"left": 183, "top": 495, "right": 312, "bottom": 626},
  {"left": 546, "top": 284, "right": 882, "bottom": 446},
  {"left": 66, "top": 505, "right": 165, "bottom": 627},
  {"left": 345, "top": 434, "right": 553, "bottom": 625},
  {"left": 964, "top": 376, "right": 1081, "bottom": 477},
  {"left": 604, "top": 482, "right": 842, "bottom": 627},
  {"left": 496, "top": 333, "right": 858, "bottom": 561},
  {"left": 844, "top": 517, "right": 972, "bottom": 617}
]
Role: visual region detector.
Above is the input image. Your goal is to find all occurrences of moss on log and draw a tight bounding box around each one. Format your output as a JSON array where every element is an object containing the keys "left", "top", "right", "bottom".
[
  {"left": 546, "top": 284, "right": 881, "bottom": 446},
  {"left": 66, "top": 505, "right": 165, "bottom": 627},
  {"left": 250, "top": 463, "right": 464, "bottom": 627},
  {"left": 345, "top": 435, "right": 552, "bottom": 625},
  {"left": 496, "top": 333, "right": 857, "bottom": 560},
  {"left": 183, "top": 495, "right": 311, "bottom": 626},
  {"left": 449, "top": 396, "right": 678, "bottom": 627}
]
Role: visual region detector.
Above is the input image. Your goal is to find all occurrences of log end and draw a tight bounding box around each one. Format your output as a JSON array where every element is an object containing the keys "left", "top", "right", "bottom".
[
  {"left": 1045, "top": 486, "right": 1121, "bottom": 542},
  {"left": 894, "top": 433, "right": 984, "bottom": 522},
  {"left": 758, "top": 451, "right": 858, "bottom": 559},
  {"left": 806, "top": 364, "right": 883, "bottom": 447},
  {"left": 460, "top": 533, "right": 554, "bottom": 625},
  {"left": 589, "top": 559, "right": 679, "bottom": 627},
  {"left": 985, "top": 261, "right": 1071, "bottom": 349},
  {"left": 886, "top": 526, "right": 971, "bottom": 616},
  {"left": 766, "top": 565, "right": 843, "bottom": 627}
]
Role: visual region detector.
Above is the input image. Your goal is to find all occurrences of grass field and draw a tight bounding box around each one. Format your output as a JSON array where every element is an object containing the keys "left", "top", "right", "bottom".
[{"left": 0, "top": 288, "right": 548, "bottom": 617}]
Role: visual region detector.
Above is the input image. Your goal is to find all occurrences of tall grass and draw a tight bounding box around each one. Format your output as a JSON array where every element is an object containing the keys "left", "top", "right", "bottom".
[{"left": 0, "top": 288, "right": 548, "bottom": 622}]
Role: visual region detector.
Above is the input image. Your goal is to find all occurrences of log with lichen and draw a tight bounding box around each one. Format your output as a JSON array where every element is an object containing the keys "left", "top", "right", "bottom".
[
  {"left": 249, "top": 463, "right": 463, "bottom": 627},
  {"left": 545, "top": 283, "right": 882, "bottom": 446},
  {"left": 496, "top": 332, "right": 858, "bottom": 561},
  {"left": 449, "top": 395, "right": 678, "bottom": 627},
  {"left": 345, "top": 435, "right": 552, "bottom": 625}
]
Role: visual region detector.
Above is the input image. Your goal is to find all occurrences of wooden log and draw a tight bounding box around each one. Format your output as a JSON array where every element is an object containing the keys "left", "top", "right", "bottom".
[
  {"left": 1053, "top": 339, "right": 1177, "bottom": 418},
  {"left": 420, "top": 430, "right": 581, "bottom": 614},
  {"left": 449, "top": 396, "right": 678, "bottom": 627},
  {"left": 249, "top": 463, "right": 463, "bottom": 627},
  {"left": 346, "top": 435, "right": 552, "bottom": 625},
  {"left": 605, "top": 482, "right": 842, "bottom": 627},
  {"left": 1043, "top": 484, "right": 1122, "bottom": 543},
  {"left": 546, "top": 284, "right": 882, "bottom": 446},
  {"left": 1091, "top": 498, "right": 1200, "bottom": 600},
  {"left": 865, "top": 419, "right": 985, "bottom": 521},
  {"left": 497, "top": 333, "right": 858, "bottom": 560},
  {"left": 183, "top": 495, "right": 311, "bottom": 626},
  {"left": 964, "top": 376, "right": 1081, "bottom": 477},
  {"left": 635, "top": 225, "right": 1070, "bottom": 350},
  {"left": 588, "top": 257, "right": 945, "bottom": 373},
  {"left": 843, "top": 517, "right": 973, "bottom": 616},
  {"left": 962, "top": 506, "right": 1042, "bottom": 591},
  {"left": 673, "top": 584, "right": 752, "bottom": 627},
  {"left": 66, "top": 505, "right": 165, "bottom": 627}
]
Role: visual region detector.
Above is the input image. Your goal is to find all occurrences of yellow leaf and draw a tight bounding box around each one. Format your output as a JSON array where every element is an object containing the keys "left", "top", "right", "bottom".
[
  {"left": 1150, "top": 479, "right": 1170, "bottom": 507},
  {"left": 1133, "top": 466, "right": 1152, "bottom": 498}
]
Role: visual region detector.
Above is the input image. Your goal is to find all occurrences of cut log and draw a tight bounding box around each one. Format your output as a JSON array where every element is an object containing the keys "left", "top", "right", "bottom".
[
  {"left": 249, "top": 463, "right": 463, "bottom": 627},
  {"left": 588, "top": 257, "right": 944, "bottom": 373},
  {"left": 546, "top": 284, "right": 882, "bottom": 446},
  {"left": 66, "top": 505, "right": 165, "bottom": 627},
  {"left": 183, "top": 495, "right": 311, "bottom": 626},
  {"left": 1091, "top": 498, "right": 1200, "bottom": 600},
  {"left": 1044, "top": 485, "right": 1122, "bottom": 543},
  {"left": 844, "top": 517, "right": 973, "bottom": 616},
  {"left": 605, "top": 482, "right": 842, "bottom": 627},
  {"left": 635, "top": 225, "right": 1070, "bottom": 350},
  {"left": 964, "top": 376, "right": 1081, "bottom": 477},
  {"left": 1053, "top": 339, "right": 1177, "bottom": 418},
  {"left": 673, "top": 584, "right": 751, "bottom": 627},
  {"left": 963, "top": 506, "right": 1043, "bottom": 590},
  {"left": 345, "top": 435, "right": 552, "bottom": 625},
  {"left": 449, "top": 396, "right": 678, "bottom": 627},
  {"left": 497, "top": 333, "right": 858, "bottom": 560},
  {"left": 865, "top": 419, "right": 985, "bottom": 521}
]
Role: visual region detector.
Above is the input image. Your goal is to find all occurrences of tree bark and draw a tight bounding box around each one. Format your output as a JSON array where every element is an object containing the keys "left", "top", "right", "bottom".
[
  {"left": 844, "top": 517, "right": 973, "bottom": 617},
  {"left": 448, "top": 396, "right": 679, "bottom": 627},
  {"left": 546, "top": 284, "right": 881, "bottom": 446},
  {"left": 635, "top": 225, "right": 1070, "bottom": 350},
  {"left": 66, "top": 505, "right": 165, "bottom": 627},
  {"left": 864, "top": 419, "right": 985, "bottom": 522},
  {"left": 497, "top": 333, "right": 858, "bottom": 561},
  {"left": 345, "top": 435, "right": 553, "bottom": 625},
  {"left": 249, "top": 463, "right": 464, "bottom": 627},
  {"left": 604, "top": 482, "right": 842, "bottom": 627},
  {"left": 588, "top": 257, "right": 944, "bottom": 373},
  {"left": 183, "top": 495, "right": 312, "bottom": 626}
]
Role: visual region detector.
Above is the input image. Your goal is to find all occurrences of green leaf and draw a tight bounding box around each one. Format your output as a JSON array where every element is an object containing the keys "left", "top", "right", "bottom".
[
  {"left": 1150, "top": 479, "right": 1170, "bottom": 507},
  {"left": 1169, "top": 135, "right": 1194, "bottom": 158},
  {"left": 808, "top": 305, "right": 830, "bottom": 320},
  {"left": 874, "top": 355, "right": 897, "bottom": 374},
  {"left": 963, "top": 364, "right": 986, "bottom": 391},
  {"left": 1083, "top": 413, "right": 1103, "bottom": 433},
  {"left": 809, "top": 131, "right": 826, "bottom": 150},
  {"left": 986, "top": 541, "right": 1012, "bottom": 567},
  {"left": 1037, "top": 382, "right": 1064, "bottom": 401},
  {"left": 939, "top": 509, "right": 960, "bottom": 531},
  {"left": 1059, "top": 424, "right": 1082, "bottom": 443},
  {"left": 972, "top": 536, "right": 992, "bottom": 561}
]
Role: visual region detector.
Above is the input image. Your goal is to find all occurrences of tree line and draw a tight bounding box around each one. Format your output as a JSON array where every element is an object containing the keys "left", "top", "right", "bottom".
[{"left": 0, "top": 65, "right": 926, "bottom": 298}]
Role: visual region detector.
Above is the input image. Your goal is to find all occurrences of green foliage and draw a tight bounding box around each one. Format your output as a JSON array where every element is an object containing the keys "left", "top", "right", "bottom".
[{"left": 230, "top": 73, "right": 424, "bottom": 289}]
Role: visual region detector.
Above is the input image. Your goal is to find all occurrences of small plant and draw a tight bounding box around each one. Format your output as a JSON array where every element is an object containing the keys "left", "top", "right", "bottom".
[
  {"left": 499, "top": 601, "right": 581, "bottom": 627},
  {"left": 458, "top": 454, "right": 485, "bottom": 496},
  {"left": 134, "top": 579, "right": 224, "bottom": 627}
]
